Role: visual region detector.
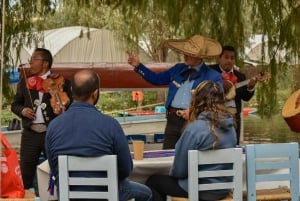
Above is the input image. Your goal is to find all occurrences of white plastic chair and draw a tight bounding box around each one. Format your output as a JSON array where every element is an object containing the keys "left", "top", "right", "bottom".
[
  {"left": 245, "top": 142, "right": 299, "bottom": 201},
  {"left": 58, "top": 155, "right": 118, "bottom": 201},
  {"left": 172, "top": 148, "right": 243, "bottom": 201}
]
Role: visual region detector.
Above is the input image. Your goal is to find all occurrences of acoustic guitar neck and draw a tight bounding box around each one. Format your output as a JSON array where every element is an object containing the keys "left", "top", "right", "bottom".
[
  {"left": 225, "top": 72, "right": 271, "bottom": 100},
  {"left": 235, "top": 79, "right": 251, "bottom": 89},
  {"left": 235, "top": 72, "right": 271, "bottom": 89}
]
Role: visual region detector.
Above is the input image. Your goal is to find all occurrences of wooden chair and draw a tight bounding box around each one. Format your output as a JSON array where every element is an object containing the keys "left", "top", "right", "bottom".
[
  {"left": 58, "top": 155, "right": 118, "bottom": 201},
  {"left": 171, "top": 148, "right": 243, "bottom": 201},
  {"left": 245, "top": 142, "right": 299, "bottom": 201}
]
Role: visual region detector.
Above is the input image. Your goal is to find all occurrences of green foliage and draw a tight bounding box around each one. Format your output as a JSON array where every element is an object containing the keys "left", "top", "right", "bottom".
[
  {"left": 2, "top": 71, "right": 15, "bottom": 105},
  {"left": 1, "top": 90, "right": 160, "bottom": 124},
  {"left": 104, "top": 0, "right": 299, "bottom": 116},
  {"left": 1, "top": 0, "right": 56, "bottom": 65},
  {"left": 1, "top": 0, "right": 300, "bottom": 118},
  {"left": 1, "top": 107, "right": 19, "bottom": 125},
  {"left": 98, "top": 91, "right": 159, "bottom": 114},
  {"left": 0, "top": 0, "right": 57, "bottom": 106}
]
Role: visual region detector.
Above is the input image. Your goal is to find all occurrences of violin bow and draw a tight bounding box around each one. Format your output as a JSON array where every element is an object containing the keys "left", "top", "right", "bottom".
[{"left": 20, "top": 63, "right": 34, "bottom": 109}]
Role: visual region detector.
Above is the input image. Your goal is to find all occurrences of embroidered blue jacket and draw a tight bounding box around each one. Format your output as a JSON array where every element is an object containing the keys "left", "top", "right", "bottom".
[{"left": 134, "top": 62, "right": 223, "bottom": 108}]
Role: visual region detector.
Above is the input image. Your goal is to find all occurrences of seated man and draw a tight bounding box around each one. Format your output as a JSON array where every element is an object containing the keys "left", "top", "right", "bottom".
[{"left": 46, "top": 69, "right": 152, "bottom": 201}]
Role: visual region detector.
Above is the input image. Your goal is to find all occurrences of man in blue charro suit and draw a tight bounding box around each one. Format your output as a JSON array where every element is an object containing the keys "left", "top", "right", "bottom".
[{"left": 128, "top": 35, "right": 223, "bottom": 149}]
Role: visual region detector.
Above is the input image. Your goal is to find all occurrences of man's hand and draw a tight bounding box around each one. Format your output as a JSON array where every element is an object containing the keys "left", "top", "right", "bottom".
[
  {"left": 127, "top": 53, "right": 140, "bottom": 68},
  {"left": 21, "top": 107, "right": 36, "bottom": 120},
  {"left": 223, "top": 80, "right": 234, "bottom": 93},
  {"left": 52, "top": 105, "right": 65, "bottom": 115},
  {"left": 247, "top": 77, "right": 257, "bottom": 90},
  {"left": 176, "top": 109, "right": 189, "bottom": 120}
]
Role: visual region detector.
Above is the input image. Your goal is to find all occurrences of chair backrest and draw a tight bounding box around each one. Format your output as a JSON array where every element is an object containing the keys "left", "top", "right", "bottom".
[
  {"left": 58, "top": 155, "right": 118, "bottom": 201},
  {"left": 126, "top": 134, "right": 147, "bottom": 143},
  {"left": 153, "top": 133, "right": 164, "bottom": 143},
  {"left": 246, "top": 142, "right": 299, "bottom": 201},
  {"left": 188, "top": 148, "right": 243, "bottom": 201}
]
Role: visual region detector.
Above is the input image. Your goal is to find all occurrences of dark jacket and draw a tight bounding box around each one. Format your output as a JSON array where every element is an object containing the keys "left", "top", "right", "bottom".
[
  {"left": 209, "top": 64, "right": 254, "bottom": 114},
  {"left": 11, "top": 76, "right": 72, "bottom": 129},
  {"left": 46, "top": 102, "right": 133, "bottom": 185}
]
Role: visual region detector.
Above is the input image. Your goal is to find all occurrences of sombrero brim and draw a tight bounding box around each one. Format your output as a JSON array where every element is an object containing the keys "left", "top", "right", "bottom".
[{"left": 164, "top": 36, "right": 222, "bottom": 58}]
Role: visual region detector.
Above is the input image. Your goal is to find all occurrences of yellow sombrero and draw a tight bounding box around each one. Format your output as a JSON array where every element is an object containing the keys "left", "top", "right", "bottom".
[{"left": 164, "top": 35, "right": 222, "bottom": 58}]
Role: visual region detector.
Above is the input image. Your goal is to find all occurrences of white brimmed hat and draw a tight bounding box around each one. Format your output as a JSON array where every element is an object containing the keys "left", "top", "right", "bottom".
[{"left": 164, "top": 35, "right": 222, "bottom": 58}]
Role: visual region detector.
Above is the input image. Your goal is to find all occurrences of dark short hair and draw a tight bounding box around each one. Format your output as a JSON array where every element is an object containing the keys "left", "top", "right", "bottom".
[
  {"left": 34, "top": 48, "right": 53, "bottom": 69},
  {"left": 71, "top": 70, "right": 100, "bottom": 101},
  {"left": 220, "top": 45, "right": 236, "bottom": 57}
]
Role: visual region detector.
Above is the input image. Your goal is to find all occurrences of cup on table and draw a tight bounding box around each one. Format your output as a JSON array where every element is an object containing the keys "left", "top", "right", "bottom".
[{"left": 132, "top": 140, "right": 144, "bottom": 160}]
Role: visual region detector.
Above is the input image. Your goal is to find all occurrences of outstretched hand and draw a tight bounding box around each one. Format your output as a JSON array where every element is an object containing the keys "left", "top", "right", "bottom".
[{"left": 127, "top": 52, "right": 140, "bottom": 68}]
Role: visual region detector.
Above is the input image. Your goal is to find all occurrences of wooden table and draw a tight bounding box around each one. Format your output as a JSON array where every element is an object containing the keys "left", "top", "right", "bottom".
[{"left": 130, "top": 150, "right": 175, "bottom": 183}]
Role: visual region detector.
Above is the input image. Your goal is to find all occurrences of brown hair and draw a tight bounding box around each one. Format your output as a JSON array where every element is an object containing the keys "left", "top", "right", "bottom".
[{"left": 189, "top": 81, "right": 233, "bottom": 149}]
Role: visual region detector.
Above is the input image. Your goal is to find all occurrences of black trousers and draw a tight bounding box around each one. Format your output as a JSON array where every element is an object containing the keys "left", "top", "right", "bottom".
[
  {"left": 146, "top": 175, "right": 188, "bottom": 201},
  {"left": 20, "top": 128, "right": 47, "bottom": 189},
  {"left": 163, "top": 113, "right": 187, "bottom": 150},
  {"left": 235, "top": 113, "right": 241, "bottom": 145},
  {"left": 146, "top": 175, "right": 228, "bottom": 201}
]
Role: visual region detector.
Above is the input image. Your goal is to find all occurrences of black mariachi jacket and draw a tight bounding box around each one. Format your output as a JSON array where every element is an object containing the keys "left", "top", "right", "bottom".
[
  {"left": 11, "top": 76, "right": 73, "bottom": 130},
  {"left": 209, "top": 64, "right": 255, "bottom": 115}
]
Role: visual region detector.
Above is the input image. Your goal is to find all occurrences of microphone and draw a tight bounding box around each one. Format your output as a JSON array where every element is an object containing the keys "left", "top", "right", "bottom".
[{"left": 18, "top": 63, "right": 28, "bottom": 67}]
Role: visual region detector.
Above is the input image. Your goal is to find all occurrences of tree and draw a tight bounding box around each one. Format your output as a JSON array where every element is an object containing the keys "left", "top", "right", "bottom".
[
  {"left": 0, "top": 0, "right": 56, "bottom": 105},
  {"left": 1, "top": 0, "right": 300, "bottom": 116},
  {"left": 104, "top": 0, "right": 300, "bottom": 116}
]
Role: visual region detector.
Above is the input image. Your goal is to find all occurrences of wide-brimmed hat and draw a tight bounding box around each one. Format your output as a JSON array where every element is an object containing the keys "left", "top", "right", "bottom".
[{"left": 164, "top": 35, "right": 222, "bottom": 58}]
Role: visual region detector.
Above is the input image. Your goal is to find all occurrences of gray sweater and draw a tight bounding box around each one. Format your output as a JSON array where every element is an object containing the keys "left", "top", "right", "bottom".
[{"left": 170, "top": 112, "right": 237, "bottom": 196}]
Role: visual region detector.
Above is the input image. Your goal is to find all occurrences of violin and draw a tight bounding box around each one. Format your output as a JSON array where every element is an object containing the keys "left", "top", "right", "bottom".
[{"left": 42, "top": 74, "right": 70, "bottom": 114}]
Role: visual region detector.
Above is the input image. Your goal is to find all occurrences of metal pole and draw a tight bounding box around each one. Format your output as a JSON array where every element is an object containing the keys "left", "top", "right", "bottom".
[
  {"left": 0, "top": 0, "right": 5, "bottom": 195},
  {"left": 0, "top": 0, "right": 5, "bottom": 129},
  {"left": 240, "top": 102, "right": 244, "bottom": 144}
]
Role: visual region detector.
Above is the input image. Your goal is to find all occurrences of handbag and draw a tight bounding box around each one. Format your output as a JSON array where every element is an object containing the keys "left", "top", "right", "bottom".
[
  {"left": 1, "top": 133, "right": 25, "bottom": 198},
  {"left": 7, "top": 118, "right": 21, "bottom": 131}
]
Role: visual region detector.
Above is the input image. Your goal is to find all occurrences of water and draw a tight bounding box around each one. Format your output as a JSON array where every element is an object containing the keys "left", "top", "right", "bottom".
[
  {"left": 2, "top": 112, "right": 299, "bottom": 148},
  {"left": 242, "top": 114, "right": 300, "bottom": 144}
]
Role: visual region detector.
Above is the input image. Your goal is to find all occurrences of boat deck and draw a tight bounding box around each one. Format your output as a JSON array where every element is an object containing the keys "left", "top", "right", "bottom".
[{"left": 1, "top": 114, "right": 167, "bottom": 153}]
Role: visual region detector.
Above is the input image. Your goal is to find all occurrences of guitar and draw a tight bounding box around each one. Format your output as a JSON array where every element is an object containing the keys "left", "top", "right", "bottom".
[
  {"left": 282, "top": 89, "right": 300, "bottom": 132},
  {"left": 225, "top": 72, "right": 271, "bottom": 100}
]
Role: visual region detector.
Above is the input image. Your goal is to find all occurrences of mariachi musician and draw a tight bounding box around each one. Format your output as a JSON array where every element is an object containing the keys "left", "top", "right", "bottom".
[
  {"left": 11, "top": 48, "right": 73, "bottom": 190},
  {"left": 210, "top": 45, "right": 257, "bottom": 145}
]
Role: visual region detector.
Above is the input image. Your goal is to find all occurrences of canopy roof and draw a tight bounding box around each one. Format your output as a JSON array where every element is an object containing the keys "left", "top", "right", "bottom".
[{"left": 10, "top": 26, "right": 152, "bottom": 64}]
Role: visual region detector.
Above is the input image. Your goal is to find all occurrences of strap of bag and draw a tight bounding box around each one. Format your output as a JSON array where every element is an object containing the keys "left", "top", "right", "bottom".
[
  {"left": 13, "top": 119, "right": 21, "bottom": 130},
  {"left": 0, "top": 133, "right": 13, "bottom": 150}
]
